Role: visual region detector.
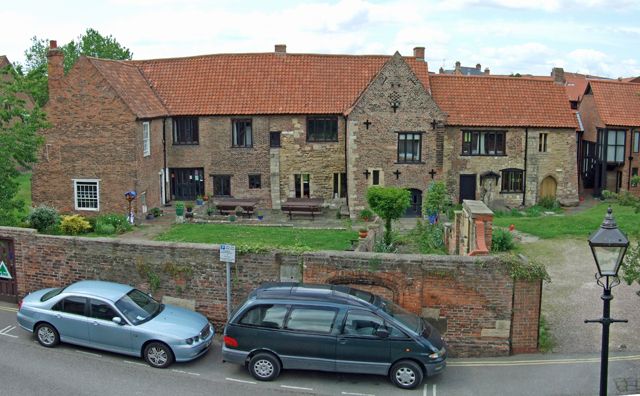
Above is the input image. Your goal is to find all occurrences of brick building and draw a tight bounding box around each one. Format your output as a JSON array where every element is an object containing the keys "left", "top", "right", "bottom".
[
  {"left": 578, "top": 80, "right": 640, "bottom": 195},
  {"left": 32, "top": 42, "right": 580, "bottom": 216}
]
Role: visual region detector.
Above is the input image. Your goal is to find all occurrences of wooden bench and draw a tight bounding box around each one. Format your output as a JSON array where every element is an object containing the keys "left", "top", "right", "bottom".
[{"left": 281, "top": 204, "right": 322, "bottom": 220}]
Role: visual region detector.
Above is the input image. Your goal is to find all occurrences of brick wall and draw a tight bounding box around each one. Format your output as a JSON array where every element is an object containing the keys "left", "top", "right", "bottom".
[{"left": 1, "top": 226, "right": 541, "bottom": 357}]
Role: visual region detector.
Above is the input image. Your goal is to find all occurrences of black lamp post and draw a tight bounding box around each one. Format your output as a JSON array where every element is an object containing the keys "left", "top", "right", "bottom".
[{"left": 585, "top": 207, "right": 629, "bottom": 396}]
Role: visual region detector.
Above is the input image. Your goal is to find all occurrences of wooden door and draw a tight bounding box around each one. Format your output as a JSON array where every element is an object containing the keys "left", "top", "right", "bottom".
[
  {"left": 0, "top": 239, "right": 17, "bottom": 303},
  {"left": 459, "top": 174, "right": 477, "bottom": 203},
  {"left": 540, "top": 176, "right": 557, "bottom": 199}
]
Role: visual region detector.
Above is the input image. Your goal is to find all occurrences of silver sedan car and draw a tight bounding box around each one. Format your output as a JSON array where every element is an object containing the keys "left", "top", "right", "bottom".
[{"left": 17, "top": 280, "right": 214, "bottom": 368}]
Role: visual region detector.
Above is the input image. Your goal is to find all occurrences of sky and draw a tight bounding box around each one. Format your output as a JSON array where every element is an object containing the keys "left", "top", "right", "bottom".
[{"left": 1, "top": 0, "right": 639, "bottom": 78}]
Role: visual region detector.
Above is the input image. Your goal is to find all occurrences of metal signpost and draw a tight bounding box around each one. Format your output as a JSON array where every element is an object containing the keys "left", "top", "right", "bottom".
[{"left": 220, "top": 244, "right": 236, "bottom": 320}]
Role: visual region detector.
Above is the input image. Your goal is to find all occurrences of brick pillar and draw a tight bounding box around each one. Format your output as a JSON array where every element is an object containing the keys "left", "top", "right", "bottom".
[
  {"left": 47, "top": 40, "right": 64, "bottom": 100},
  {"left": 511, "top": 279, "right": 542, "bottom": 354}
]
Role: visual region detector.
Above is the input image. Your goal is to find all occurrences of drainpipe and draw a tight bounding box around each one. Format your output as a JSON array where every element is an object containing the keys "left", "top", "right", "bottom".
[
  {"left": 522, "top": 128, "right": 528, "bottom": 206},
  {"left": 628, "top": 155, "right": 633, "bottom": 191},
  {"left": 344, "top": 115, "right": 349, "bottom": 208},
  {"left": 163, "top": 117, "right": 169, "bottom": 205}
]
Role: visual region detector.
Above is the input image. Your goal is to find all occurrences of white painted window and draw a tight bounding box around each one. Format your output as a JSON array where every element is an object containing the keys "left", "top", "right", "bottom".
[
  {"left": 143, "top": 122, "right": 150, "bottom": 157},
  {"left": 73, "top": 179, "right": 100, "bottom": 211},
  {"left": 140, "top": 192, "right": 147, "bottom": 214}
]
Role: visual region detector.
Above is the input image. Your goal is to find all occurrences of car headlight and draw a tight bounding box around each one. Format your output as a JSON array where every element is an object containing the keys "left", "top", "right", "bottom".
[
  {"left": 429, "top": 347, "right": 446, "bottom": 359},
  {"left": 186, "top": 337, "right": 194, "bottom": 345},
  {"left": 194, "top": 335, "right": 199, "bottom": 342}
]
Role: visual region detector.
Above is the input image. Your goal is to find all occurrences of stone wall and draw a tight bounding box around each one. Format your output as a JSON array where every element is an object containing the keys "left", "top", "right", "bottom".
[{"left": 1, "top": 226, "right": 541, "bottom": 357}]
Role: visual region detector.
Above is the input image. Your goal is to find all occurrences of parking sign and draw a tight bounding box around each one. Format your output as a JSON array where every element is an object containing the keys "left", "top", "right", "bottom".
[{"left": 220, "top": 244, "right": 236, "bottom": 263}]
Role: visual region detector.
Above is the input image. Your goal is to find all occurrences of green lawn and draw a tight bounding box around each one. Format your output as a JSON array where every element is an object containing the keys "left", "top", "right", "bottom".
[
  {"left": 156, "top": 223, "right": 358, "bottom": 251},
  {"left": 493, "top": 202, "right": 640, "bottom": 239}
]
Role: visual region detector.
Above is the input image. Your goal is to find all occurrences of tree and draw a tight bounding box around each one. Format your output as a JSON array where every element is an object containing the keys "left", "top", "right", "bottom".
[
  {"left": 621, "top": 241, "right": 640, "bottom": 295},
  {"left": 366, "top": 186, "right": 410, "bottom": 245},
  {"left": 0, "top": 67, "right": 47, "bottom": 225},
  {"left": 21, "top": 29, "right": 133, "bottom": 106}
]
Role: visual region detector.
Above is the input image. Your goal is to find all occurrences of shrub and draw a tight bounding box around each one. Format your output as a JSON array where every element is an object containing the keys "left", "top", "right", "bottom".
[
  {"left": 95, "top": 214, "right": 132, "bottom": 234},
  {"left": 423, "top": 181, "right": 448, "bottom": 217},
  {"left": 359, "top": 208, "right": 374, "bottom": 222},
  {"left": 510, "top": 208, "right": 524, "bottom": 217},
  {"left": 601, "top": 190, "right": 617, "bottom": 201},
  {"left": 417, "top": 223, "right": 445, "bottom": 254},
  {"left": 366, "top": 186, "right": 410, "bottom": 245},
  {"left": 525, "top": 205, "right": 543, "bottom": 217},
  {"left": 27, "top": 205, "right": 60, "bottom": 232},
  {"left": 617, "top": 190, "right": 639, "bottom": 207},
  {"left": 538, "top": 196, "right": 560, "bottom": 211},
  {"left": 95, "top": 222, "right": 116, "bottom": 235},
  {"left": 631, "top": 175, "right": 640, "bottom": 187},
  {"left": 60, "top": 215, "right": 91, "bottom": 235},
  {"left": 491, "top": 228, "right": 515, "bottom": 252}
]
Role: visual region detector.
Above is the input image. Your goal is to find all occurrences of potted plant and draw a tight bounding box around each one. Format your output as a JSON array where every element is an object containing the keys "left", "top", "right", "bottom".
[
  {"left": 151, "top": 207, "right": 162, "bottom": 217},
  {"left": 145, "top": 212, "right": 154, "bottom": 220},
  {"left": 206, "top": 207, "right": 215, "bottom": 216},
  {"left": 235, "top": 206, "right": 244, "bottom": 218},
  {"left": 256, "top": 210, "right": 264, "bottom": 221},
  {"left": 359, "top": 208, "right": 373, "bottom": 222},
  {"left": 228, "top": 214, "right": 237, "bottom": 222},
  {"left": 203, "top": 194, "right": 210, "bottom": 202},
  {"left": 175, "top": 202, "right": 185, "bottom": 217},
  {"left": 359, "top": 228, "right": 368, "bottom": 238},
  {"left": 196, "top": 195, "right": 204, "bottom": 205},
  {"left": 186, "top": 203, "right": 194, "bottom": 213}
]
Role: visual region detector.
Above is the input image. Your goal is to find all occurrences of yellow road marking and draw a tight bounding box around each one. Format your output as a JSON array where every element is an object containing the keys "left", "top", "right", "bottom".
[
  {"left": 449, "top": 355, "right": 640, "bottom": 367},
  {"left": 0, "top": 307, "right": 18, "bottom": 313}
]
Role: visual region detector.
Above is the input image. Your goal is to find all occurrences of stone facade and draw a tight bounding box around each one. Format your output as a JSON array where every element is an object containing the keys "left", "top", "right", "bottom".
[
  {"left": 443, "top": 126, "right": 578, "bottom": 207},
  {"left": 347, "top": 53, "right": 446, "bottom": 215},
  {"left": 1, "top": 226, "right": 541, "bottom": 357}
]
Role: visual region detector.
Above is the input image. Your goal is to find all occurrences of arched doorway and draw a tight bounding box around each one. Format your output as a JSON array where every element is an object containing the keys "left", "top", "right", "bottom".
[
  {"left": 540, "top": 176, "right": 557, "bottom": 200},
  {"left": 405, "top": 188, "right": 422, "bottom": 217}
]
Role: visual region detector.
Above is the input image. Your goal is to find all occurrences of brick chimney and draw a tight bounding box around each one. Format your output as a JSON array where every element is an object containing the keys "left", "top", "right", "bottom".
[
  {"left": 47, "top": 40, "right": 64, "bottom": 97},
  {"left": 454, "top": 61, "right": 461, "bottom": 75},
  {"left": 274, "top": 44, "right": 286, "bottom": 55},
  {"left": 476, "top": 63, "right": 481, "bottom": 71},
  {"left": 551, "top": 67, "right": 565, "bottom": 85},
  {"left": 439, "top": 67, "right": 444, "bottom": 74},
  {"left": 484, "top": 67, "right": 490, "bottom": 75},
  {"left": 413, "top": 46, "right": 425, "bottom": 62}
]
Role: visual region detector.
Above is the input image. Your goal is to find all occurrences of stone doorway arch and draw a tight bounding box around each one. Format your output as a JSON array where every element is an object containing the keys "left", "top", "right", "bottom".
[{"left": 540, "top": 176, "right": 557, "bottom": 200}]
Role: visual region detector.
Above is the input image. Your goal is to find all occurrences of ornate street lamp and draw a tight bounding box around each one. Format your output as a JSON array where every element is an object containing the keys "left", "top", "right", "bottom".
[{"left": 585, "top": 207, "right": 629, "bottom": 396}]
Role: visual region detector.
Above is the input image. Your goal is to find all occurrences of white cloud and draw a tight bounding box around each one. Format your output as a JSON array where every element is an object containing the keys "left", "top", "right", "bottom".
[{"left": 435, "top": 0, "right": 639, "bottom": 11}]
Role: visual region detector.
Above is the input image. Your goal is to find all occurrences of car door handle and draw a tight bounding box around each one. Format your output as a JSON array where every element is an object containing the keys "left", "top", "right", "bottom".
[
  {"left": 92, "top": 321, "right": 99, "bottom": 326},
  {"left": 55, "top": 314, "right": 61, "bottom": 319},
  {"left": 338, "top": 338, "right": 348, "bottom": 344}
]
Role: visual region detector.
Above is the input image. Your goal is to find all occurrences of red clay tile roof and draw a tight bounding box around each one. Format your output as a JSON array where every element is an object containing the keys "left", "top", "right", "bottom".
[
  {"left": 88, "top": 58, "right": 168, "bottom": 119},
  {"left": 589, "top": 80, "right": 640, "bottom": 127},
  {"left": 429, "top": 75, "right": 577, "bottom": 128},
  {"left": 134, "top": 53, "right": 430, "bottom": 116}
]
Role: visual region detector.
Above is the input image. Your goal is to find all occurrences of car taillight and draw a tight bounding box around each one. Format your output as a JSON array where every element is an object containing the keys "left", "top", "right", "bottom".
[
  {"left": 18, "top": 299, "right": 22, "bottom": 310},
  {"left": 223, "top": 336, "right": 239, "bottom": 348}
]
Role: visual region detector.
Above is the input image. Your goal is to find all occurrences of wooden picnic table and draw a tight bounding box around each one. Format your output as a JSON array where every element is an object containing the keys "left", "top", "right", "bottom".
[
  {"left": 213, "top": 198, "right": 257, "bottom": 217},
  {"left": 281, "top": 198, "right": 323, "bottom": 220}
]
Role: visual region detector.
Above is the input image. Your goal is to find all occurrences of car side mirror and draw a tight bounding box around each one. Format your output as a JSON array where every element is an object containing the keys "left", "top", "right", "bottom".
[
  {"left": 375, "top": 328, "right": 390, "bottom": 338},
  {"left": 112, "top": 317, "right": 124, "bottom": 325}
]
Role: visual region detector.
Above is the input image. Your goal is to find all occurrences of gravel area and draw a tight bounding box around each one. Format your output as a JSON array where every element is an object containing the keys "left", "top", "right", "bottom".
[{"left": 520, "top": 237, "right": 640, "bottom": 354}]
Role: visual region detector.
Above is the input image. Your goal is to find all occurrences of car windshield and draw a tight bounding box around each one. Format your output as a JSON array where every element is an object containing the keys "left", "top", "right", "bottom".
[
  {"left": 376, "top": 297, "right": 422, "bottom": 334},
  {"left": 115, "top": 289, "right": 163, "bottom": 325},
  {"left": 41, "top": 287, "right": 65, "bottom": 302}
]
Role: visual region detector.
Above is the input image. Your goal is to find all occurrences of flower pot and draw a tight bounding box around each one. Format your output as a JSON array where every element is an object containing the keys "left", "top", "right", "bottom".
[
  {"left": 196, "top": 199, "right": 204, "bottom": 206},
  {"left": 359, "top": 230, "right": 368, "bottom": 238},
  {"left": 257, "top": 215, "right": 264, "bottom": 221},
  {"left": 175, "top": 207, "right": 184, "bottom": 216}
]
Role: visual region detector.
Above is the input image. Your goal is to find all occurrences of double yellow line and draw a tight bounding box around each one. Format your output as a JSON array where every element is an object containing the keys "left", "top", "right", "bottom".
[
  {"left": 0, "top": 306, "right": 18, "bottom": 313},
  {"left": 449, "top": 355, "right": 640, "bottom": 367}
]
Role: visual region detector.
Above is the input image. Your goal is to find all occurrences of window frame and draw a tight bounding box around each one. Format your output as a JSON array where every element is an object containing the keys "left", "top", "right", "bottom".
[
  {"left": 633, "top": 130, "right": 639, "bottom": 154},
  {"left": 500, "top": 168, "right": 524, "bottom": 193},
  {"left": 232, "top": 119, "right": 253, "bottom": 148},
  {"left": 172, "top": 117, "right": 199, "bottom": 145},
  {"left": 462, "top": 130, "right": 507, "bottom": 156},
  {"left": 142, "top": 121, "right": 150, "bottom": 157},
  {"left": 606, "top": 130, "right": 626, "bottom": 163},
  {"left": 73, "top": 179, "right": 100, "bottom": 211},
  {"left": 307, "top": 116, "right": 338, "bottom": 143},
  {"left": 396, "top": 132, "right": 423, "bottom": 163},
  {"left": 333, "top": 172, "right": 347, "bottom": 198},
  {"left": 248, "top": 174, "right": 262, "bottom": 189},
  {"left": 53, "top": 296, "right": 87, "bottom": 316},
  {"left": 539, "top": 133, "right": 548, "bottom": 153},
  {"left": 294, "top": 173, "right": 310, "bottom": 198},
  {"left": 238, "top": 304, "right": 289, "bottom": 329},
  {"left": 213, "top": 175, "right": 232, "bottom": 197},
  {"left": 270, "top": 131, "right": 281, "bottom": 148},
  {"left": 89, "top": 298, "right": 121, "bottom": 322},
  {"left": 283, "top": 305, "right": 338, "bottom": 334}
]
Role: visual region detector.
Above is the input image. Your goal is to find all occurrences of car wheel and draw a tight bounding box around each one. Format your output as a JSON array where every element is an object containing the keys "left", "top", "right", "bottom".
[
  {"left": 248, "top": 352, "right": 281, "bottom": 381},
  {"left": 35, "top": 323, "right": 59, "bottom": 348},
  {"left": 390, "top": 360, "right": 424, "bottom": 389},
  {"left": 144, "top": 342, "right": 174, "bottom": 369}
]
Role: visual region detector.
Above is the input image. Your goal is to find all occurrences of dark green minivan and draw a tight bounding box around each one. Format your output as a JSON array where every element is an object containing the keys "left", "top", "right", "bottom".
[{"left": 222, "top": 283, "right": 446, "bottom": 389}]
